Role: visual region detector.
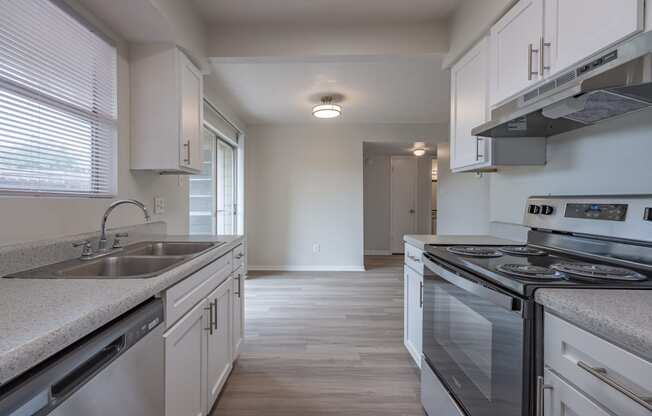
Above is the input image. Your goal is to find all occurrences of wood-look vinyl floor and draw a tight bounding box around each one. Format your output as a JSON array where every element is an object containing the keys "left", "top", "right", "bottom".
[{"left": 211, "top": 255, "right": 423, "bottom": 416}]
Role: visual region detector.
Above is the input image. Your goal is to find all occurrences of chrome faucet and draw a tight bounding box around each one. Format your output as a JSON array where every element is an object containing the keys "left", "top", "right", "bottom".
[{"left": 98, "top": 199, "right": 151, "bottom": 252}]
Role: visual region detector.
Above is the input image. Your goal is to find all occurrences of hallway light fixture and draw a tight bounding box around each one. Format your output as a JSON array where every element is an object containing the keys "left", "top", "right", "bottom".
[
  {"left": 313, "top": 96, "right": 342, "bottom": 119},
  {"left": 412, "top": 142, "right": 427, "bottom": 157}
]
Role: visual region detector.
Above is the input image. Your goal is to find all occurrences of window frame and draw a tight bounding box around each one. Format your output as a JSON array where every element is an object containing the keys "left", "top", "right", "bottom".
[{"left": 0, "top": 0, "right": 118, "bottom": 198}]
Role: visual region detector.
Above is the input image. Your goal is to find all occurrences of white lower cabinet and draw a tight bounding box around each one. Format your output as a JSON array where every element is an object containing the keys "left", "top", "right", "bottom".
[
  {"left": 206, "top": 280, "right": 233, "bottom": 409},
  {"left": 403, "top": 255, "right": 423, "bottom": 367},
  {"left": 164, "top": 300, "right": 208, "bottom": 416},
  {"left": 543, "top": 312, "right": 652, "bottom": 416},
  {"left": 543, "top": 368, "right": 612, "bottom": 416},
  {"left": 232, "top": 268, "right": 244, "bottom": 359},
  {"left": 163, "top": 245, "right": 247, "bottom": 416}
]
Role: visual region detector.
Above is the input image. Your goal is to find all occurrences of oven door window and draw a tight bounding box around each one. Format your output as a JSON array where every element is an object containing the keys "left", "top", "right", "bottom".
[{"left": 423, "top": 275, "right": 525, "bottom": 416}]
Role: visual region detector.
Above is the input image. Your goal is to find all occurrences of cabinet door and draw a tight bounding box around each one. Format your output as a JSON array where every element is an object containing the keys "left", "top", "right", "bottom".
[
  {"left": 543, "top": 368, "right": 612, "bottom": 416},
  {"left": 544, "top": 0, "right": 643, "bottom": 76},
  {"left": 450, "top": 37, "right": 491, "bottom": 171},
  {"left": 403, "top": 266, "right": 423, "bottom": 367},
  {"left": 206, "top": 279, "right": 232, "bottom": 410},
  {"left": 490, "top": 0, "right": 544, "bottom": 106},
  {"left": 232, "top": 270, "right": 244, "bottom": 359},
  {"left": 164, "top": 300, "right": 208, "bottom": 416},
  {"left": 179, "top": 52, "right": 203, "bottom": 172}
]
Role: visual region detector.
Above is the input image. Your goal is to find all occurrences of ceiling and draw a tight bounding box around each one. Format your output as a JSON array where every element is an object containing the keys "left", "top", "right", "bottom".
[
  {"left": 208, "top": 54, "right": 450, "bottom": 125},
  {"left": 192, "top": 0, "right": 460, "bottom": 25}
]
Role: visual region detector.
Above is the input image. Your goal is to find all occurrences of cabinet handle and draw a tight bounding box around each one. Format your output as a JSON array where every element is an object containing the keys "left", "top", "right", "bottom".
[
  {"left": 535, "top": 376, "right": 553, "bottom": 416},
  {"left": 235, "top": 253, "right": 244, "bottom": 260},
  {"left": 204, "top": 303, "right": 214, "bottom": 335},
  {"left": 475, "top": 137, "right": 485, "bottom": 161},
  {"left": 419, "top": 281, "right": 424, "bottom": 308},
  {"left": 540, "top": 37, "right": 551, "bottom": 76},
  {"left": 577, "top": 361, "right": 652, "bottom": 411},
  {"left": 213, "top": 298, "right": 218, "bottom": 331},
  {"left": 183, "top": 140, "right": 191, "bottom": 164},
  {"left": 234, "top": 273, "right": 241, "bottom": 298},
  {"left": 528, "top": 43, "right": 539, "bottom": 80}
]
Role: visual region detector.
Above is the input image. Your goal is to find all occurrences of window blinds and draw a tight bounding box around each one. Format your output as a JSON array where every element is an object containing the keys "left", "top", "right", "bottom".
[{"left": 0, "top": 0, "right": 117, "bottom": 196}]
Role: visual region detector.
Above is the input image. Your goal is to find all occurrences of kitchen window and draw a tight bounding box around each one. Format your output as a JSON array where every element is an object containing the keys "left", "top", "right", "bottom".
[
  {"left": 189, "top": 101, "right": 239, "bottom": 235},
  {"left": 0, "top": 0, "right": 117, "bottom": 197}
]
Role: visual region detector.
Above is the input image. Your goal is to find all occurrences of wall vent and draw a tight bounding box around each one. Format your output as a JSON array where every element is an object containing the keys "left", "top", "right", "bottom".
[
  {"left": 538, "top": 80, "right": 556, "bottom": 95},
  {"left": 523, "top": 89, "right": 539, "bottom": 102},
  {"left": 555, "top": 70, "right": 576, "bottom": 88}
]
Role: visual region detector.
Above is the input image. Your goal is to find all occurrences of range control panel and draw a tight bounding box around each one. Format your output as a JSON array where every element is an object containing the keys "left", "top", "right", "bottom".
[
  {"left": 523, "top": 196, "right": 652, "bottom": 243},
  {"left": 565, "top": 203, "right": 628, "bottom": 221}
]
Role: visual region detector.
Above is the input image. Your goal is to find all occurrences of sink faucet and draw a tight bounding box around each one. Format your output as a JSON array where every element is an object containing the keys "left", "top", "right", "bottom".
[{"left": 98, "top": 199, "right": 151, "bottom": 252}]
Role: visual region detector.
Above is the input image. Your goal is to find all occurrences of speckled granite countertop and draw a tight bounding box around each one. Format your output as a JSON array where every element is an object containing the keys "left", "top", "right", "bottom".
[
  {"left": 404, "top": 234, "right": 522, "bottom": 249},
  {"left": 0, "top": 231, "right": 244, "bottom": 385},
  {"left": 536, "top": 289, "right": 652, "bottom": 362}
]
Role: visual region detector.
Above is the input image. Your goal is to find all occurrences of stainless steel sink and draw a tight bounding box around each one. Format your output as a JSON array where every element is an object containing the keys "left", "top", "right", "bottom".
[
  {"left": 53, "top": 256, "right": 187, "bottom": 278},
  {"left": 5, "top": 241, "right": 220, "bottom": 279},
  {"left": 124, "top": 241, "right": 216, "bottom": 257}
]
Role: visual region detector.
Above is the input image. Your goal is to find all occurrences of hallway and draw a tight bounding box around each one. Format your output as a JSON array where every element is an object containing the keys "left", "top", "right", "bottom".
[{"left": 212, "top": 256, "right": 422, "bottom": 415}]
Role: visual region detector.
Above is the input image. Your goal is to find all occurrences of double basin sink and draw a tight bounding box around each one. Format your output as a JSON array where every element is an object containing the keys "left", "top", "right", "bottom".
[{"left": 6, "top": 241, "right": 220, "bottom": 279}]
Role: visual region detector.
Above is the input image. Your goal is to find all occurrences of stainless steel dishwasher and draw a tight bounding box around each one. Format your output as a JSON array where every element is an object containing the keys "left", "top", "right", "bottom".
[{"left": 0, "top": 298, "right": 165, "bottom": 416}]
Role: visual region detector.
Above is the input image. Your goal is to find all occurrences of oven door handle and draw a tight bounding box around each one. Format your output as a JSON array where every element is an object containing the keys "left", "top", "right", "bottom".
[{"left": 424, "top": 257, "right": 523, "bottom": 314}]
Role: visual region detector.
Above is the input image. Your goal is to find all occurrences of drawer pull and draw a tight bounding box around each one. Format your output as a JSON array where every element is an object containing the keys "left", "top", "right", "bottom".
[
  {"left": 536, "top": 376, "right": 553, "bottom": 416},
  {"left": 407, "top": 254, "right": 421, "bottom": 263},
  {"left": 577, "top": 360, "right": 652, "bottom": 411}
]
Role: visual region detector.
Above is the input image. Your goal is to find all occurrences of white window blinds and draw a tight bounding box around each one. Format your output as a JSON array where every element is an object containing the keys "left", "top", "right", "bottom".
[{"left": 0, "top": 0, "right": 117, "bottom": 196}]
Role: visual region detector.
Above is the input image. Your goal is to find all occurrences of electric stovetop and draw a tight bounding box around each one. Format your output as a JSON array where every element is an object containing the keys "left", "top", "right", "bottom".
[{"left": 425, "top": 245, "right": 652, "bottom": 298}]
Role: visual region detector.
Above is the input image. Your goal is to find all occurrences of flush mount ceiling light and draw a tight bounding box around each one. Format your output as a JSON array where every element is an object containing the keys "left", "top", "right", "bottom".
[
  {"left": 312, "top": 96, "right": 342, "bottom": 119},
  {"left": 412, "top": 141, "right": 427, "bottom": 157}
]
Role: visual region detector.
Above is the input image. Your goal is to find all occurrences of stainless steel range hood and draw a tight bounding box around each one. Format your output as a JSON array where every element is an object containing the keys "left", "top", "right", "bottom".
[{"left": 473, "top": 31, "right": 652, "bottom": 138}]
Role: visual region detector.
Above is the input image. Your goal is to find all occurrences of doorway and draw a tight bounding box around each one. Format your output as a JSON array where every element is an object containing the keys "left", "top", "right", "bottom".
[{"left": 363, "top": 142, "right": 436, "bottom": 256}]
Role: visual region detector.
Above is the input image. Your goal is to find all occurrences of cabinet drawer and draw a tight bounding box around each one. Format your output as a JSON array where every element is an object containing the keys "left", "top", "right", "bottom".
[
  {"left": 404, "top": 244, "right": 424, "bottom": 274},
  {"left": 544, "top": 312, "right": 652, "bottom": 416},
  {"left": 232, "top": 244, "right": 245, "bottom": 271},
  {"left": 165, "top": 254, "right": 232, "bottom": 328},
  {"left": 542, "top": 368, "right": 612, "bottom": 416}
]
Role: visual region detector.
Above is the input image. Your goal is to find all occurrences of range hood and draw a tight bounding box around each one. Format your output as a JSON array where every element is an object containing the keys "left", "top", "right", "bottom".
[{"left": 473, "top": 31, "right": 652, "bottom": 138}]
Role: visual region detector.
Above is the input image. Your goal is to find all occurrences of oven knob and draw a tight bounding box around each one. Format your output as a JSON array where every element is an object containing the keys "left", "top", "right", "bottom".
[
  {"left": 528, "top": 204, "right": 541, "bottom": 215},
  {"left": 541, "top": 205, "right": 555, "bottom": 215}
]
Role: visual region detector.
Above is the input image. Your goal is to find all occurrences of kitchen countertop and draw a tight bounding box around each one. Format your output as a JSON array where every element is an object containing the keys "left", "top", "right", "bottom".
[
  {"left": 0, "top": 233, "right": 244, "bottom": 385},
  {"left": 403, "top": 234, "right": 522, "bottom": 249},
  {"left": 536, "top": 289, "right": 652, "bottom": 362}
]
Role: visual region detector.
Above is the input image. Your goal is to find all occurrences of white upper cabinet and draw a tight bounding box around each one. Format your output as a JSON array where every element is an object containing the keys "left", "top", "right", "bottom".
[
  {"left": 450, "top": 37, "right": 547, "bottom": 172},
  {"left": 490, "top": 0, "right": 544, "bottom": 106},
  {"left": 544, "top": 0, "right": 644, "bottom": 77},
  {"left": 450, "top": 37, "right": 491, "bottom": 171},
  {"left": 131, "top": 45, "right": 203, "bottom": 174},
  {"left": 489, "top": 0, "right": 644, "bottom": 106}
]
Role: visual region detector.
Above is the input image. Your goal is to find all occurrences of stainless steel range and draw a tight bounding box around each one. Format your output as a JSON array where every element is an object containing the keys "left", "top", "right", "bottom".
[{"left": 420, "top": 195, "right": 652, "bottom": 416}]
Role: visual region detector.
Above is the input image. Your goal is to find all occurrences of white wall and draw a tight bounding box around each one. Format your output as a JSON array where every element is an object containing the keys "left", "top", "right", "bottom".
[
  {"left": 443, "top": 0, "right": 516, "bottom": 68},
  {"left": 436, "top": 144, "right": 491, "bottom": 235},
  {"left": 489, "top": 110, "right": 652, "bottom": 239},
  {"left": 246, "top": 123, "right": 447, "bottom": 270},
  {"left": 363, "top": 155, "right": 391, "bottom": 254}
]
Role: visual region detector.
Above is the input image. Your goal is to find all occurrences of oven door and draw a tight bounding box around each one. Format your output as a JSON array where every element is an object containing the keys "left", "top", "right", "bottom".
[{"left": 422, "top": 255, "right": 532, "bottom": 416}]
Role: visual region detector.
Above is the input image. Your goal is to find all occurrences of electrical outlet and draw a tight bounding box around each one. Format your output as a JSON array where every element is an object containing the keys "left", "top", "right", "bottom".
[
  {"left": 154, "top": 197, "right": 165, "bottom": 214},
  {"left": 312, "top": 243, "right": 320, "bottom": 253}
]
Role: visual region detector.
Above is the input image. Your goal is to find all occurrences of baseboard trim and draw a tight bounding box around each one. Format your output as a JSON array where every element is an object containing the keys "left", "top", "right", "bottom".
[
  {"left": 248, "top": 265, "right": 366, "bottom": 272},
  {"left": 364, "top": 250, "right": 392, "bottom": 256}
]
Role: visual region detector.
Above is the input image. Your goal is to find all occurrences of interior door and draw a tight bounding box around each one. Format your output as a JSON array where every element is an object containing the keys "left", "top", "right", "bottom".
[
  {"left": 180, "top": 53, "right": 202, "bottom": 171},
  {"left": 544, "top": 0, "right": 643, "bottom": 77},
  {"left": 490, "top": 0, "right": 544, "bottom": 106},
  {"left": 390, "top": 156, "right": 418, "bottom": 253}
]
